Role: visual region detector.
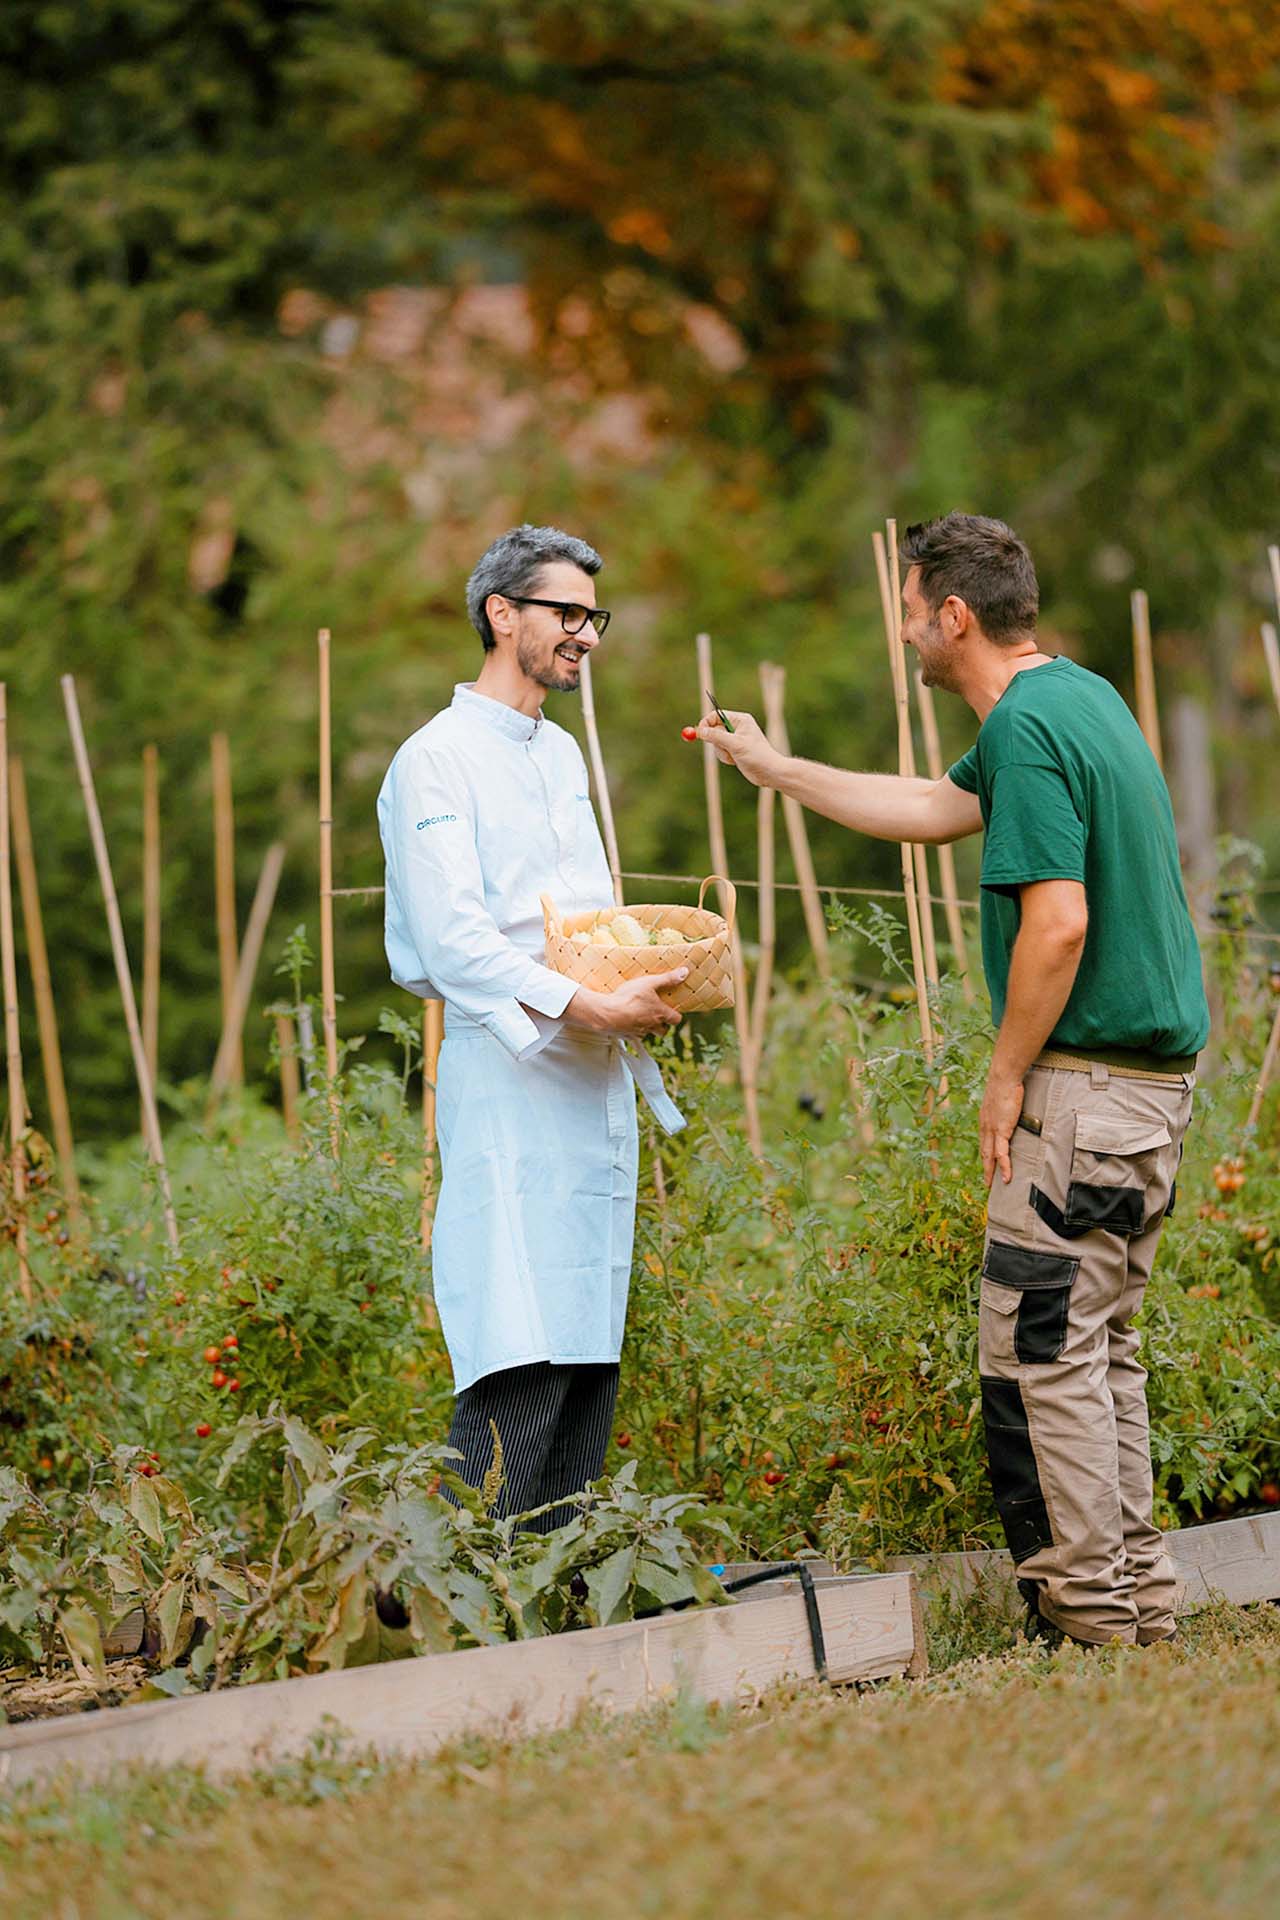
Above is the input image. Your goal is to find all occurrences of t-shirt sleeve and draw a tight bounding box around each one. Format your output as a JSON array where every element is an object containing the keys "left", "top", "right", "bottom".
[
  {"left": 946, "top": 746, "right": 979, "bottom": 793},
  {"left": 979, "top": 761, "right": 1086, "bottom": 895}
]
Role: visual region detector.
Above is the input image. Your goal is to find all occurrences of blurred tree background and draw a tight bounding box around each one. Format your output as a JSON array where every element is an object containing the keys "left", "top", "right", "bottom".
[{"left": 3, "top": 0, "right": 1279, "bottom": 1137}]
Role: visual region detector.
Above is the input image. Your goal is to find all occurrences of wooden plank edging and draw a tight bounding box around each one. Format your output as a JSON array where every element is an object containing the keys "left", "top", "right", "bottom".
[
  {"left": 884, "top": 1508, "right": 1280, "bottom": 1611},
  {"left": 0, "top": 1575, "right": 921, "bottom": 1790}
]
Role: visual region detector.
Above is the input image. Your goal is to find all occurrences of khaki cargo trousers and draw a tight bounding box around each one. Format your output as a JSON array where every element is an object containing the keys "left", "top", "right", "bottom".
[{"left": 980, "top": 1055, "right": 1195, "bottom": 1645}]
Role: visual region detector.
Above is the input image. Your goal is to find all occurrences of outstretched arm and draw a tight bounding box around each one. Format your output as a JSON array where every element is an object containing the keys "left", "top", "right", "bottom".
[{"left": 690, "top": 710, "right": 983, "bottom": 845}]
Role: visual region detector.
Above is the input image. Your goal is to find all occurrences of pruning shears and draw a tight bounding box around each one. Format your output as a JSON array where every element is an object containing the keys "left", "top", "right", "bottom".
[{"left": 704, "top": 687, "right": 735, "bottom": 734}]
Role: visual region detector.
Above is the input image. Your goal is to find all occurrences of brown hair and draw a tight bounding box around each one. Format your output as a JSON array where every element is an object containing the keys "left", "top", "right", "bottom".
[{"left": 899, "top": 513, "right": 1038, "bottom": 643}]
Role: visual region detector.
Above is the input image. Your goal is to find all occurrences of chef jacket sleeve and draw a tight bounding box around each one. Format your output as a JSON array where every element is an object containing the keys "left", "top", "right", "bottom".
[{"left": 379, "top": 743, "right": 579, "bottom": 1061}]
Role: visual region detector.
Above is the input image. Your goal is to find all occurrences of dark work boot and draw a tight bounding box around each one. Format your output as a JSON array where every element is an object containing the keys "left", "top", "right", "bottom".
[{"left": 1018, "top": 1576, "right": 1065, "bottom": 1648}]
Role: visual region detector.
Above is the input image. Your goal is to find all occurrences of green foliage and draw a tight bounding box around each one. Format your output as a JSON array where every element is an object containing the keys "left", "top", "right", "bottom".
[
  {"left": 0, "top": 1412, "right": 727, "bottom": 1698},
  {"left": 1, "top": 0, "right": 1277, "bottom": 1134},
  {"left": 2, "top": 948, "right": 1280, "bottom": 1708},
  {"left": 618, "top": 939, "right": 1280, "bottom": 1556}
]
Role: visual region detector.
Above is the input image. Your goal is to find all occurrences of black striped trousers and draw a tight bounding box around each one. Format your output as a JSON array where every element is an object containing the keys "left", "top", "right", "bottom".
[{"left": 445, "top": 1361, "right": 620, "bottom": 1534}]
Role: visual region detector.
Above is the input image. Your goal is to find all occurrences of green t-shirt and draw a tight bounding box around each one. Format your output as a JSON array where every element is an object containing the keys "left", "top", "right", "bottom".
[{"left": 947, "top": 657, "right": 1209, "bottom": 1057}]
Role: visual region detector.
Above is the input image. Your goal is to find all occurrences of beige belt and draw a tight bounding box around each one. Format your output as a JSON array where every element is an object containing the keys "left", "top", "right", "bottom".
[{"left": 1035, "top": 1048, "right": 1191, "bottom": 1087}]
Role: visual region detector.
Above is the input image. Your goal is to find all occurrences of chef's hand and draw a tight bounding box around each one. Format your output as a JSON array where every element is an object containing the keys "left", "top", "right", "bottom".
[
  {"left": 566, "top": 970, "right": 688, "bottom": 1036},
  {"left": 690, "top": 711, "right": 781, "bottom": 789}
]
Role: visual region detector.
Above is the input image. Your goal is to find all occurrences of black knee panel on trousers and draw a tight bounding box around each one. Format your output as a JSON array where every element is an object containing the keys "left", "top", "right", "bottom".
[{"left": 981, "top": 1375, "right": 1054, "bottom": 1563}]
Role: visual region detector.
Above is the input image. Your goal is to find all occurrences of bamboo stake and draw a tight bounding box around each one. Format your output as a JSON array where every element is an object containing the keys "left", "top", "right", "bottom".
[
  {"left": 142, "top": 744, "right": 161, "bottom": 1098},
  {"left": 913, "top": 672, "right": 976, "bottom": 1004},
  {"left": 275, "top": 1014, "right": 300, "bottom": 1140},
  {"left": 205, "top": 842, "right": 286, "bottom": 1120},
  {"left": 210, "top": 733, "right": 242, "bottom": 1086},
  {"left": 872, "top": 532, "right": 935, "bottom": 1064},
  {"left": 296, "top": 1003, "right": 315, "bottom": 1092},
  {"left": 580, "top": 650, "right": 668, "bottom": 1202},
  {"left": 578, "top": 653, "right": 623, "bottom": 908},
  {"left": 0, "top": 688, "right": 32, "bottom": 1302},
  {"left": 1245, "top": 1002, "right": 1280, "bottom": 1139},
  {"left": 1261, "top": 623, "right": 1280, "bottom": 727},
  {"left": 420, "top": 998, "right": 444, "bottom": 1253},
  {"left": 9, "top": 756, "right": 81, "bottom": 1223},
  {"left": 61, "top": 675, "right": 179, "bottom": 1250},
  {"left": 760, "top": 676, "right": 831, "bottom": 982},
  {"left": 1130, "top": 589, "right": 1163, "bottom": 769},
  {"left": 317, "top": 628, "right": 340, "bottom": 1156},
  {"left": 1268, "top": 544, "right": 1280, "bottom": 627},
  {"left": 883, "top": 530, "right": 940, "bottom": 993},
  {"left": 749, "top": 664, "right": 781, "bottom": 1073},
  {"left": 695, "top": 631, "right": 763, "bottom": 1161}
]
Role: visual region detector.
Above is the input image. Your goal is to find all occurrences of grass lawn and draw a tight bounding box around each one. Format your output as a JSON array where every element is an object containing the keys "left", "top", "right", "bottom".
[{"left": 2, "top": 1603, "right": 1278, "bottom": 1919}]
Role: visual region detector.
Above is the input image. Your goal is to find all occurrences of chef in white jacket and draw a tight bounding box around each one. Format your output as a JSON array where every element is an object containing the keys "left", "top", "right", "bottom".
[{"left": 377, "top": 524, "right": 688, "bottom": 1530}]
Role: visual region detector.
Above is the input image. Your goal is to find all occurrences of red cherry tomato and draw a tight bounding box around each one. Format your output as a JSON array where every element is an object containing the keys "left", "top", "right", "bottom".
[
  {"left": 203, "top": 1346, "right": 221, "bottom": 1365},
  {"left": 211, "top": 1369, "right": 227, "bottom": 1389},
  {"left": 222, "top": 1335, "right": 238, "bottom": 1350},
  {"left": 195, "top": 1422, "right": 212, "bottom": 1438},
  {"left": 680, "top": 725, "right": 698, "bottom": 741},
  {"left": 226, "top": 1377, "right": 241, "bottom": 1393},
  {"left": 616, "top": 1432, "right": 631, "bottom": 1448}
]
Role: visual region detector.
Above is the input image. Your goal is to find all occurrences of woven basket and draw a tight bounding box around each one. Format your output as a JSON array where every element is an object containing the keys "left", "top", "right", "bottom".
[{"left": 540, "top": 878, "right": 736, "bottom": 1013}]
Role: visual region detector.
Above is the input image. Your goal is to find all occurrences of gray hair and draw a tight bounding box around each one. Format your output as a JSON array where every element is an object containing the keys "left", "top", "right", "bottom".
[{"left": 465, "top": 524, "right": 604, "bottom": 650}]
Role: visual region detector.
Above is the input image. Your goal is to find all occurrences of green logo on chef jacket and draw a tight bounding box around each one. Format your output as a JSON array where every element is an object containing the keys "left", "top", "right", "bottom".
[{"left": 416, "top": 813, "right": 458, "bottom": 829}]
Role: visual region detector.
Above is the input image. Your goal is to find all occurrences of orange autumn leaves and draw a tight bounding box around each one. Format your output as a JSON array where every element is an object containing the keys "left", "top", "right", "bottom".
[{"left": 941, "top": 0, "right": 1280, "bottom": 248}]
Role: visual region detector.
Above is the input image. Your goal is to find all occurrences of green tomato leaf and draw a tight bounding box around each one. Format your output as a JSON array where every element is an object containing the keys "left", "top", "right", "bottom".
[
  {"left": 635, "top": 1558, "right": 695, "bottom": 1606},
  {"left": 59, "top": 1601, "right": 107, "bottom": 1687},
  {"left": 128, "top": 1475, "right": 165, "bottom": 1546},
  {"left": 586, "top": 1545, "right": 636, "bottom": 1627},
  {"left": 156, "top": 1580, "right": 187, "bottom": 1664},
  {"left": 139, "top": 1668, "right": 191, "bottom": 1699},
  {"left": 208, "top": 1563, "right": 250, "bottom": 1602},
  {"left": 283, "top": 1417, "right": 331, "bottom": 1483}
]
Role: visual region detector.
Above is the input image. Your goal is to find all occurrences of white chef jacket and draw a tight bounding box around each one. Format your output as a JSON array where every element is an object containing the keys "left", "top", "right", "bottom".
[{"left": 377, "top": 682, "right": 683, "bottom": 1392}]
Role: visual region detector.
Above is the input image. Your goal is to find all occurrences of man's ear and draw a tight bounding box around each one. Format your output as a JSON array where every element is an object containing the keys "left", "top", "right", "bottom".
[
  {"left": 943, "top": 594, "right": 970, "bottom": 638},
  {"left": 486, "top": 592, "right": 514, "bottom": 641}
]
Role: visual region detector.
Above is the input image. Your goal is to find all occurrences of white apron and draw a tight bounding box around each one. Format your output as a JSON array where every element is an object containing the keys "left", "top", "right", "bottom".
[
  {"left": 377, "top": 683, "right": 683, "bottom": 1393},
  {"left": 433, "top": 1014, "right": 638, "bottom": 1392}
]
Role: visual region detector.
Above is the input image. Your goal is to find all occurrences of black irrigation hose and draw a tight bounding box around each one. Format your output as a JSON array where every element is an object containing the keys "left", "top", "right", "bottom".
[{"left": 635, "top": 1561, "right": 828, "bottom": 1682}]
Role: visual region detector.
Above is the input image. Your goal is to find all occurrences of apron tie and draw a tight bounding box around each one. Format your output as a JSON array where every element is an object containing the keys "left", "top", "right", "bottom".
[{"left": 618, "top": 1041, "right": 686, "bottom": 1135}]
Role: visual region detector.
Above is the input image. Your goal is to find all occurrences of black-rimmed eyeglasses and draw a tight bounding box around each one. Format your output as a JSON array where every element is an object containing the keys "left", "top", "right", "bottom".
[{"left": 505, "top": 596, "right": 611, "bottom": 637}]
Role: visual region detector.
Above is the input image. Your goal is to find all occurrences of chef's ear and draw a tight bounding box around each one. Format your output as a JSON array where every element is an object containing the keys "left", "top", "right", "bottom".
[{"left": 486, "top": 592, "right": 519, "bottom": 643}]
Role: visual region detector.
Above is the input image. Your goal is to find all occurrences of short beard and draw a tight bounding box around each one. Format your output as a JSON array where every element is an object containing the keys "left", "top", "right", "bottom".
[
  {"left": 916, "top": 615, "right": 959, "bottom": 692},
  {"left": 517, "top": 633, "right": 581, "bottom": 695}
]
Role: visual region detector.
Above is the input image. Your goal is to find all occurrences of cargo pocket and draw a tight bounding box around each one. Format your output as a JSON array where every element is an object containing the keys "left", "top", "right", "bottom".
[
  {"left": 978, "top": 1274, "right": 1021, "bottom": 1369},
  {"left": 1060, "top": 1112, "right": 1172, "bottom": 1236},
  {"left": 982, "top": 1238, "right": 1079, "bottom": 1364}
]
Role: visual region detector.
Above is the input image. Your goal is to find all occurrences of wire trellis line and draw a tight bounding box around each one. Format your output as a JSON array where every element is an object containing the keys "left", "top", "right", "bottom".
[
  {"left": 326, "top": 871, "right": 1280, "bottom": 946},
  {"left": 328, "top": 874, "right": 975, "bottom": 906}
]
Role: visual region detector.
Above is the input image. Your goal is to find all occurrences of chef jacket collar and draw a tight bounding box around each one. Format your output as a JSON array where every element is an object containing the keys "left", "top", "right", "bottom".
[{"left": 452, "top": 682, "right": 544, "bottom": 744}]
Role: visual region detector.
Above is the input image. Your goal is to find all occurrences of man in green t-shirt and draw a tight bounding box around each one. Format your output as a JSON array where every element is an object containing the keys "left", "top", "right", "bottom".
[{"left": 691, "top": 511, "right": 1208, "bottom": 1648}]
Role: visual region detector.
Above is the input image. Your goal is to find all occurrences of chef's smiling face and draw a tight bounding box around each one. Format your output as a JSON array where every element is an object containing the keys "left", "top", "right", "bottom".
[{"left": 491, "top": 561, "right": 603, "bottom": 697}]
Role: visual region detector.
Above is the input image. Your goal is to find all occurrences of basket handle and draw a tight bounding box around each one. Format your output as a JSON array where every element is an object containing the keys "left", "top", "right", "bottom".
[
  {"left": 698, "top": 874, "right": 737, "bottom": 934},
  {"left": 539, "top": 892, "right": 565, "bottom": 936}
]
